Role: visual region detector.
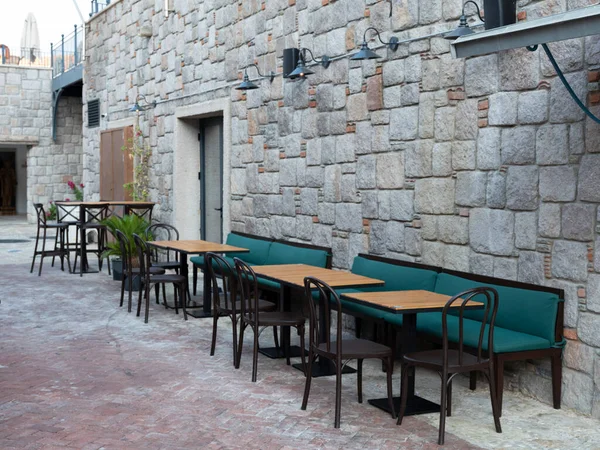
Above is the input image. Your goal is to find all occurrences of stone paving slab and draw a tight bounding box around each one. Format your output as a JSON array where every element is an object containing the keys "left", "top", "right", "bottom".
[{"left": 1, "top": 218, "right": 600, "bottom": 449}]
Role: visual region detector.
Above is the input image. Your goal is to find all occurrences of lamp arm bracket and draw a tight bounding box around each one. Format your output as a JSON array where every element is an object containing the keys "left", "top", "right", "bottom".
[
  {"left": 248, "top": 64, "right": 276, "bottom": 82},
  {"left": 363, "top": 27, "right": 400, "bottom": 52},
  {"left": 301, "top": 48, "right": 332, "bottom": 69},
  {"left": 463, "top": 0, "right": 485, "bottom": 22}
]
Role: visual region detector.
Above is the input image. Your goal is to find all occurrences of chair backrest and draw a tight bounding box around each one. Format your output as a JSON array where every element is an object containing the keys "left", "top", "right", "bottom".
[
  {"left": 205, "top": 252, "right": 237, "bottom": 313},
  {"left": 132, "top": 233, "right": 151, "bottom": 283},
  {"left": 56, "top": 203, "right": 79, "bottom": 223},
  {"left": 82, "top": 203, "right": 110, "bottom": 226},
  {"left": 114, "top": 229, "right": 132, "bottom": 273},
  {"left": 33, "top": 203, "right": 46, "bottom": 227},
  {"left": 442, "top": 287, "right": 499, "bottom": 366},
  {"left": 234, "top": 257, "right": 261, "bottom": 323},
  {"left": 303, "top": 276, "right": 343, "bottom": 356},
  {"left": 146, "top": 223, "right": 179, "bottom": 263},
  {"left": 125, "top": 203, "right": 154, "bottom": 223}
]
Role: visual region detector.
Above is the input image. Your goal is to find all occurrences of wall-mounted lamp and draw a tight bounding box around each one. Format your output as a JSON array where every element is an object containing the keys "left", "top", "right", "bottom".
[
  {"left": 351, "top": 27, "right": 400, "bottom": 60},
  {"left": 129, "top": 95, "right": 156, "bottom": 112},
  {"left": 236, "top": 64, "right": 276, "bottom": 91},
  {"left": 288, "top": 48, "right": 331, "bottom": 79},
  {"left": 444, "top": 1, "right": 485, "bottom": 40}
]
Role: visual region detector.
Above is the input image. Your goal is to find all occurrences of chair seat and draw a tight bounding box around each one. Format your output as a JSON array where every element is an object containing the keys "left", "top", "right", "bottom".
[
  {"left": 131, "top": 266, "right": 166, "bottom": 275},
  {"left": 153, "top": 260, "right": 180, "bottom": 270},
  {"left": 403, "top": 349, "right": 486, "bottom": 372},
  {"left": 81, "top": 223, "right": 105, "bottom": 229},
  {"left": 253, "top": 311, "right": 305, "bottom": 327},
  {"left": 43, "top": 222, "right": 70, "bottom": 229},
  {"left": 219, "top": 298, "right": 276, "bottom": 314},
  {"left": 149, "top": 274, "right": 187, "bottom": 284},
  {"left": 317, "top": 338, "right": 392, "bottom": 359}
]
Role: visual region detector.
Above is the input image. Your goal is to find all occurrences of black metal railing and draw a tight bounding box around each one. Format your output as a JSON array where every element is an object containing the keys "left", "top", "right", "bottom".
[
  {"left": 50, "top": 25, "right": 84, "bottom": 77},
  {"left": 0, "top": 45, "right": 52, "bottom": 67},
  {"left": 90, "top": 0, "right": 111, "bottom": 17}
]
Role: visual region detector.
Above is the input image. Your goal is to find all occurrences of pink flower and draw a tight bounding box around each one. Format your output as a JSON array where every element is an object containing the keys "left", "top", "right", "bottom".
[
  {"left": 67, "top": 181, "right": 75, "bottom": 189},
  {"left": 49, "top": 201, "right": 53, "bottom": 204},
  {"left": 79, "top": 183, "right": 84, "bottom": 188},
  {"left": 65, "top": 198, "right": 71, "bottom": 202}
]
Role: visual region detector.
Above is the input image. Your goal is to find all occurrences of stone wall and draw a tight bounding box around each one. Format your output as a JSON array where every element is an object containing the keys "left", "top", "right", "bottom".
[
  {"left": 83, "top": 0, "right": 600, "bottom": 415},
  {"left": 0, "top": 65, "right": 83, "bottom": 220}
]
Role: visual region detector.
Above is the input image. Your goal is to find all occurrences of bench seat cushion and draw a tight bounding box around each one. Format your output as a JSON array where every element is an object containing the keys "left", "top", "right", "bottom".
[
  {"left": 265, "top": 242, "right": 329, "bottom": 267},
  {"left": 415, "top": 312, "right": 553, "bottom": 353},
  {"left": 225, "top": 233, "right": 271, "bottom": 265},
  {"left": 190, "top": 255, "right": 204, "bottom": 267},
  {"left": 350, "top": 256, "right": 438, "bottom": 292},
  {"left": 434, "top": 273, "right": 562, "bottom": 345}
]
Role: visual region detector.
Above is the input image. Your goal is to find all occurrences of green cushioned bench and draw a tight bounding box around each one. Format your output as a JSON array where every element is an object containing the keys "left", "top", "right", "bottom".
[{"left": 333, "top": 253, "right": 564, "bottom": 415}]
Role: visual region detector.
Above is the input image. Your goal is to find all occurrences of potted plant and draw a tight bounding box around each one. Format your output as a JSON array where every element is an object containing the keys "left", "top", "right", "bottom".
[{"left": 102, "top": 214, "right": 152, "bottom": 289}]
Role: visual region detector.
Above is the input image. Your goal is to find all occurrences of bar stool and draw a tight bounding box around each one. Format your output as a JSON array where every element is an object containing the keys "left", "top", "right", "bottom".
[
  {"left": 74, "top": 203, "right": 111, "bottom": 276},
  {"left": 30, "top": 203, "right": 71, "bottom": 276}
]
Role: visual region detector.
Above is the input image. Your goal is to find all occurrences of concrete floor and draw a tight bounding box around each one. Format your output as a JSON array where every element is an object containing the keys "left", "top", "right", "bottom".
[{"left": 1, "top": 217, "right": 600, "bottom": 449}]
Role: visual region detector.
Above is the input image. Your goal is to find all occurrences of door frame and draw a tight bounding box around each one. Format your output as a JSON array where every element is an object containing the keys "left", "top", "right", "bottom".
[{"left": 199, "top": 117, "right": 224, "bottom": 243}]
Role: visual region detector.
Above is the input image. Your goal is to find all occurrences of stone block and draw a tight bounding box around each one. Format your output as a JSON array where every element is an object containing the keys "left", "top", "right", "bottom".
[
  {"left": 336, "top": 133, "right": 356, "bottom": 163},
  {"left": 356, "top": 155, "right": 376, "bottom": 189},
  {"left": 552, "top": 240, "right": 588, "bottom": 282},
  {"left": 541, "top": 39, "right": 584, "bottom": 76},
  {"left": 518, "top": 251, "right": 545, "bottom": 284},
  {"left": 539, "top": 203, "right": 561, "bottom": 238},
  {"left": 341, "top": 174, "right": 360, "bottom": 202},
  {"left": 318, "top": 202, "right": 336, "bottom": 225},
  {"left": 371, "top": 125, "right": 391, "bottom": 152},
  {"left": 432, "top": 143, "right": 452, "bottom": 176},
  {"left": 562, "top": 368, "right": 594, "bottom": 414},
  {"left": 404, "top": 54, "right": 422, "bottom": 83},
  {"left": 386, "top": 221, "right": 406, "bottom": 253},
  {"left": 539, "top": 166, "right": 577, "bottom": 202},
  {"left": 421, "top": 241, "right": 444, "bottom": 266},
  {"left": 578, "top": 154, "right": 600, "bottom": 202},
  {"left": 536, "top": 124, "right": 569, "bottom": 165},
  {"left": 405, "top": 140, "right": 433, "bottom": 178},
  {"left": 346, "top": 93, "right": 368, "bottom": 122},
  {"left": 421, "top": 59, "right": 441, "bottom": 91},
  {"left": 383, "top": 59, "right": 405, "bottom": 86},
  {"left": 443, "top": 244, "right": 470, "bottom": 271},
  {"left": 569, "top": 122, "right": 585, "bottom": 156},
  {"left": 401, "top": 83, "right": 420, "bottom": 106},
  {"left": 454, "top": 99, "right": 478, "bottom": 140},
  {"left": 488, "top": 92, "right": 518, "bottom": 126},
  {"left": 477, "top": 127, "right": 501, "bottom": 170},
  {"left": 452, "top": 141, "right": 476, "bottom": 170},
  {"left": 499, "top": 47, "right": 539, "bottom": 91},
  {"left": 378, "top": 191, "right": 391, "bottom": 220},
  {"left": 456, "top": 171, "right": 487, "bottom": 207},
  {"left": 390, "top": 190, "right": 414, "bottom": 221},
  {"left": 486, "top": 171, "right": 506, "bottom": 209},
  {"left": 494, "top": 257, "right": 517, "bottom": 280},
  {"left": 470, "top": 252, "right": 494, "bottom": 276},
  {"left": 550, "top": 72, "right": 587, "bottom": 123},
  {"left": 419, "top": 0, "right": 442, "bottom": 23},
  {"left": 562, "top": 203, "right": 595, "bottom": 241},
  {"left": 517, "top": 90, "right": 548, "bottom": 124},
  {"left": 465, "top": 54, "right": 498, "bottom": 97},
  {"left": 324, "top": 165, "right": 341, "bottom": 202},
  {"left": 469, "top": 208, "right": 515, "bottom": 256},
  {"left": 438, "top": 216, "right": 468, "bottom": 244},
  {"left": 279, "top": 158, "right": 298, "bottom": 186},
  {"left": 414, "top": 178, "right": 455, "bottom": 214},
  {"left": 369, "top": 220, "right": 387, "bottom": 255},
  {"left": 367, "top": 75, "right": 383, "bottom": 111},
  {"left": 434, "top": 106, "right": 455, "bottom": 141},
  {"left": 515, "top": 212, "right": 537, "bottom": 250},
  {"left": 300, "top": 188, "right": 319, "bottom": 215},
  {"left": 506, "top": 166, "right": 538, "bottom": 211},
  {"left": 335, "top": 203, "right": 363, "bottom": 233},
  {"left": 362, "top": 191, "right": 378, "bottom": 219},
  {"left": 376, "top": 152, "right": 404, "bottom": 189},
  {"left": 440, "top": 54, "right": 464, "bottom": 87},
  {"left": 405, "top": 227, "right": 422, "bottom": 256},
  {"left": 390, "top": 106, "right": 419, "bottom": 141},
  {"left": 383, "top": 85, "right": 403, "bottom": 109},
  {"left": 418, "top": 92, "right": 435, "bottom": 139},
  {"left": 501, "top": 126, "right": 536, "bottom": 165}
]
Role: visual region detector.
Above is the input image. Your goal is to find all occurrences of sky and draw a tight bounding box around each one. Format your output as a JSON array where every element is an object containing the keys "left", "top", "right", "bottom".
[{"left": 1, "top": 0, "right": 89, "bottom": 52}]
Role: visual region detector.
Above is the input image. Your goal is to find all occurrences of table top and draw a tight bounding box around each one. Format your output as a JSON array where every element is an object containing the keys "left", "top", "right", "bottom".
[
  {"left": 341, "top": 290, "right": 483, "bottom": 314},
  {"left": 147, "top": 240, "right": 249, "bottom": 255},
  {"left": 55, "top": 201, "right": 155, "bottom": 206},
  {"left": 251, "top": 264, "right": 384, "bottom": 289}
]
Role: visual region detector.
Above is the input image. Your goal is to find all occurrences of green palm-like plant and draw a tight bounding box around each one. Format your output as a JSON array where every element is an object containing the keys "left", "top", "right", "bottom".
[{"left": 101, "top": 214, "right": 152, "bottom": 260}]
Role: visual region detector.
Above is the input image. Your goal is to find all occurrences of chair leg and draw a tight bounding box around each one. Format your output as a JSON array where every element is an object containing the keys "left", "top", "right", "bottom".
[
  {"left": 485, "top": 368, "right": 503, "bottom": 433},
  {"left": 334, "top": 359, "right": 342, "bottom": 428},
  {"left": 51, "top": 231, "right": 58, "bottom": 267},
  {"left": 447, "top": 374, "right": 453, "bottom": 417},
  {"left": 397, "top": 362, "right": 410, "bottom": 425},
  {"left": 210, "top": 311, "right": 219, "bottom": 356},
  {"left": 355, "top": 317, "right": 362, "bottom": 338},
  {"left": 119, "top": 274, "right": 126, "bottom": 307},
  {"left": 551, "top": 350, "right": 562, "bottom": 409},
  {"left": 231, "top": 312, "right": 238, "bottom": 367},
  {"left": 251, "top": 326, "right": 259, "bottom": 382},
  {"left": 284, "top": 328, "right": 290, "bottom": 366},
  {"left": 162, "top": 284, "right": 167, "bottom": 307},
  {"left": 438, "top": 370, "right": 449, "bottom": 446},
  {"left": 357, "top": 359, "right": 363, "bottom": 403},
  {"left": 181, "top": 284, "right": 188, "bottom": 320},
  {"left": 386, "top": 357, "right": 396, "bottom": 419},
  {"left": 193, "top": 266, "right": 198, "bottom": 296},
  {"left": 173, "top": 284, "right": 179, "bottom": 315},
  {"left": 30, "top": 227, "right": 40, "bottom": 273},
  {"left": 236, "top": 322, "right": 245, "bottom": 369},
  {"left": 272, "top": 326, "right": 279, "bottom": 353},
  {"left": 301, "top": 351, "right": 314, "bottom": 410},
  {"left": 298, "top": 325, "right": 306, "bottom": 376},
  {"left": 470, "top": 371, "right": 477, "bottom": 391},
  {"left": 154, "top": 284, "right": 160, "bottom": 305},
  {"left": 144, "top": 283, "right": 151, "bottom": 324},
  {"left": 38, "top": 228, "right": 47, "bottom": 276},
  {"left": 495, "top": 354, "right": 504, "bottom": 417}
]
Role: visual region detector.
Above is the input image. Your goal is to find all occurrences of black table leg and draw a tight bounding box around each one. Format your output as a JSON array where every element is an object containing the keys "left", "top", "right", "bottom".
[
  {"left": 184, "top": 253, "right": 213, "bottom": 318},
  {"left": 259, "top": 285, "right": 302, "bottom": 359},
  {"left": 368, "top": 313, "right": 439, "bottom": 416}
]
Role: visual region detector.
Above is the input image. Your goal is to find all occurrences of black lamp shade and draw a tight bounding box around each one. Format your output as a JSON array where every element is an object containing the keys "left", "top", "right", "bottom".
[
  {"left": 129, "top": 103, "right": 142, "bottom": 112},
  {"left": 444, "top": 15, "right": 476, "bottom": 40},
  {"left": 350, "top": 41, "right": 381, "bottom": 60},
  {"left": 288, "top": 60, "right": 314, "bottom": 79},
  {"left": 236, "top": 72, "right": 259, "bottom": 90}
]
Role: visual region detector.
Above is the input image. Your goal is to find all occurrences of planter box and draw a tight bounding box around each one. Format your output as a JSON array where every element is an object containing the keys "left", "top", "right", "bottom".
[{"left": 111, "top": 259, "right": 141, "bottom": 291}]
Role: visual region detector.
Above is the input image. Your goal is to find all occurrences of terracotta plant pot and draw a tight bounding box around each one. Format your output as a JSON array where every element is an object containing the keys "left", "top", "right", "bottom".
[{"left": 483, "top": 0, "right": 517, "bottom": 30}]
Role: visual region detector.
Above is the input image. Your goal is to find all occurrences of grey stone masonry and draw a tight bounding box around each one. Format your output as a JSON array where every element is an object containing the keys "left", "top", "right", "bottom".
[{"left": 82, "top": 0, "right": 600, "bottom": 417}]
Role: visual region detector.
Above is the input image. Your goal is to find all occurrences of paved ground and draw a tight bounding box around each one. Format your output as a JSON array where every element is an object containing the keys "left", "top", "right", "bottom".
[{"left": 2, "top": 216, "right": 600, "bottom": 449}]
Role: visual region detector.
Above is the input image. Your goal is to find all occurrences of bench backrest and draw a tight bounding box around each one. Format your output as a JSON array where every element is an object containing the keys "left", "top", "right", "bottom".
[
  {"left": 265, "top": 241, "right": 330, "bottom": 268},
  {"left": 434, "top": 272, "right": 563, "bottom": 345},
  {"left": 350, "top": 254, "right": 439, "bottom": 292},
  {"left": 225, "top": 232, "right": 271, "bottom": 265}
]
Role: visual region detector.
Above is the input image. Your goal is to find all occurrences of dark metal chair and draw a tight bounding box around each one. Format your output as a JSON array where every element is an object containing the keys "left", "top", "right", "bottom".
[
  {"left": 132, "top": 233, "right": 188, "bottom": 323},
  {"left": 73, "top": 203, "right": 111, "bottom": 276},
  {"left": 30, "top": 203, "right": 71, "bottom": 276},
  {"left": 56, "top": 202, "right": 81, "bottom": 259},
  {"left": 205, "top": 253, "right": 277, "bottom": 367},
  {"left": 234, "top": 258, "right": 306, "bottom": 382},
  {"left": 301, "top": 277, "right": 395, "bottom": 428},
  {"left": 396, "top": 287, "right": 502, "bottom": 445},
  {"left": 114, "top": 229, "right": 165, "bottom": 313},
  {"left": 125, "top": 203, "right": 154, "bottom": 223},
  {"left": 145, "top": 223, "right": 180, "bottom": 273}
]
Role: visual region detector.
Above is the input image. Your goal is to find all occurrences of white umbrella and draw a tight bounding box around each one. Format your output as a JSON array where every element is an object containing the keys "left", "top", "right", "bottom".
[{"left": 20, "top": 13, "right": 40, "bottom": 61}]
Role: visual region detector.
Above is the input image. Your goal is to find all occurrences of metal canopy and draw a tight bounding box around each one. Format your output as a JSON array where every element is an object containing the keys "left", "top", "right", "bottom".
[{"left": 451, "top": 5, "right": 600, "bottom": 59}]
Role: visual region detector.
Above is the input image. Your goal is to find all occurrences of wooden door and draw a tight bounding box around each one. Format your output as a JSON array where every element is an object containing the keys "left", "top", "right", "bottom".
[{"left": 100, "top": 126, "right": 133, "bottom": 201}]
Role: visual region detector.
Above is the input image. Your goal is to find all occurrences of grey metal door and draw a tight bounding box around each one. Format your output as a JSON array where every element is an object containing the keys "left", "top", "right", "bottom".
[{"left": 199, "top": 117, "right": 223, "bottom": 243}]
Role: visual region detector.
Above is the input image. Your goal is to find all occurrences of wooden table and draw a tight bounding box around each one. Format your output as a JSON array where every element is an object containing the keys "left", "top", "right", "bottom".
[
  {"left": 147, "top": 240, "right": 248, "bottom": 318},
  {"left": 341, "top": 290, "right": 483, "bottom": 416},
  {"left": 55, "top": 200, "right": 156, "bottom": 274},
  {"left": 251, "top": 264, "right": 384, "bottom": 377}
]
